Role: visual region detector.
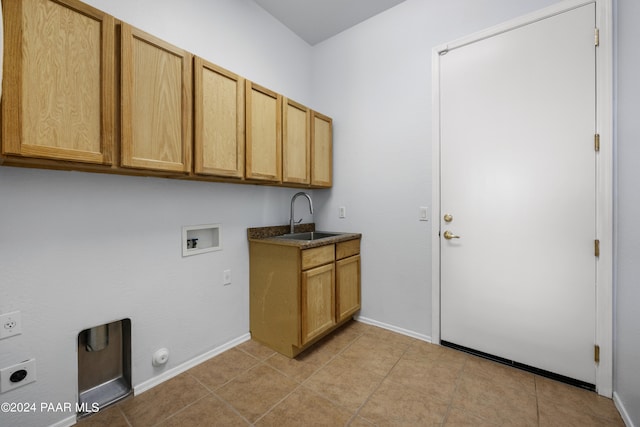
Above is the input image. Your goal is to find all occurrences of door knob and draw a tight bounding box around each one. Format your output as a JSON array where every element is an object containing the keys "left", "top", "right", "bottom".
[{"left": 443, "top": 230, "right": 460, "bottom": 240}]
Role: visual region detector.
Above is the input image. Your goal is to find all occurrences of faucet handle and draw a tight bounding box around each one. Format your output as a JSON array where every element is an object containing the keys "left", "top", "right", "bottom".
[{"left": 295, "top": 218, "right": 303, "bottom": 224}]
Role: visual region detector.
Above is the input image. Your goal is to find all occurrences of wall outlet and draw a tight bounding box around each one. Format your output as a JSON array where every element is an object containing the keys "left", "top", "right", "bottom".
[
  {"left": 0, "top": 311, "right": 22, "bottom": 340},
  {"left": 0, "top": 359, "right": 36, "bottom": 393},
  {"left": 223, "top": 269, "right": 232, "bottom": 286}
]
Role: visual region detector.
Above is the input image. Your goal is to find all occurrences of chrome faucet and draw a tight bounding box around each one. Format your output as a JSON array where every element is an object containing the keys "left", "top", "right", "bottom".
[{"left": 290, "top": 192, "right": 313, "bottom": 233}]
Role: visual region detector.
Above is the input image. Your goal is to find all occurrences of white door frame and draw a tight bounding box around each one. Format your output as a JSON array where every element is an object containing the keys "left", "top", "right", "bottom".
[{"left": 431, "top": 0, "right": 613, "bottom": 396}]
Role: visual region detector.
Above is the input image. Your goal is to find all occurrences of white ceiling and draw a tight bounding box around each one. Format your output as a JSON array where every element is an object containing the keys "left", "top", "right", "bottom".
[{"left": 252, "top": 0, "right": 407, "bottom": 45}]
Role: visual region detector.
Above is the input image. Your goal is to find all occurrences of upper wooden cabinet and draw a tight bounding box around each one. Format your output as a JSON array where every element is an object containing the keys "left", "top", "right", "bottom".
[
  {"left": 120, "top": 24, "right": 192, "bottom": 173},
  {"left": 282, "top": 98, "right": 311, "bottom": 185},
  {"left": 194, "top": 58, "right": 245, "bottom": 178},
  {"left": 311, "top": 111, "right": 333, "bottom": 187},
  {"left": 245, "top": 82, "right": 282, "bottom": 182},
  {"left": 1, "top": 0, "right": 333, "bottom": 189},
  {"left": 2, "top": 0, "right": 115, "bottom": 164}
]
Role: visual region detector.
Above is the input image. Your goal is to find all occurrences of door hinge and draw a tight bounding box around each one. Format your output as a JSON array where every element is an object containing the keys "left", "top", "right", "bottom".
[
  {"left": 595, "top": 240, "right": 600, "bottom": 257},
  {"left": 594, "top": 134, "right": 600, "bottom": 152},
  {"left": 594, "top": 344, "right": 600, "bottom": 363},
  {"left": 595, "top": 28, "right": 600, "bottom": 46}
]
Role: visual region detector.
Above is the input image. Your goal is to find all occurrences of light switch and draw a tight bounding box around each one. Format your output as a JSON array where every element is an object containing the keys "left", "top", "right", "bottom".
[
  {"left": 339, "top": 206, "right": 346, "bottom": 219},
  {"left": 419, "top": 207, "right": 429, "bottom": 221}
]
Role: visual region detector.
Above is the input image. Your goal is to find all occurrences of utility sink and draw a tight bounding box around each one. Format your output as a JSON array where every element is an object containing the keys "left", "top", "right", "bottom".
[{"left": 274, "top": 231, "right": 344, "bottom": 241}]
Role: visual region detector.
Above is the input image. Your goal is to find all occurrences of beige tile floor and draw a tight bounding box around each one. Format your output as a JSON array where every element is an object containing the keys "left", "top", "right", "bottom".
[{"left": 77, "top": 321, "right": 624, "bottom": 426}]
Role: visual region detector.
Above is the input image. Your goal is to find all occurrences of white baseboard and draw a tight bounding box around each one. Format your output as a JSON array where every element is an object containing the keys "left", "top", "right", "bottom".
[
  {"left": 134, "top": 333, "right": 251, "bottom": 396},
  {"left": 613, "top": 391, "right": 636, "bottom": 427},
  {"left": 133, "top": 319, "right": 429, "bottom": 398},
  {"left": 355, "top": 316, "right": 432, "bottom": 343}
]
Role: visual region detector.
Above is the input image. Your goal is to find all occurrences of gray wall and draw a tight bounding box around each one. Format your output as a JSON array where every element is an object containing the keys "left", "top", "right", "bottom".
[{"left": 614, "top": 0, "right": 640, "bottom": 424}]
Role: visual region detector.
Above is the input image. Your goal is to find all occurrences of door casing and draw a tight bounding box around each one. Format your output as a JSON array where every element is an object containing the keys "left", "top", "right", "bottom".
[{"left": 430, "top": 0, "right": 613, "bottom": 396}]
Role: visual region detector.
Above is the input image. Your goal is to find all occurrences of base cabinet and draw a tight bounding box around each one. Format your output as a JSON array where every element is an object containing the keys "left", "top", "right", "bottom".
[{"left": 250, "top": 238, "right": 361, "bottom": 357}]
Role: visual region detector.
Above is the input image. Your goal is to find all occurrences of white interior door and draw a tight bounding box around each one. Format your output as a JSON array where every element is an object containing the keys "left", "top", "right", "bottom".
[{"left": 439, "top": 4, "right": 596, "bottom": 385}]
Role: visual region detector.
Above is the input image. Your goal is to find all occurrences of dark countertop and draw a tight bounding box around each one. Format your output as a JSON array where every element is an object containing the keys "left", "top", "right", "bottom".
[{"left": 247, "top": 223, "right": 361, "bottom": 249}]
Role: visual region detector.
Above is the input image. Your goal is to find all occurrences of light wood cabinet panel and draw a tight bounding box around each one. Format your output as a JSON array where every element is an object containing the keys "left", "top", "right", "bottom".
[
  {"left": 301, "top": 245, "right": 335, "bottom": 270},
  {"left": 194, "top": 57, "right": 245, "bottom": 178},
  {"left": 249, "top": 243, "right": 301, "bottom": 355},
  {"left": 121, "top": 24, "right": 192, "bottom": 173},
  {"left": 311, "top": 111, "right": 333, "bottom": 187},
  {"left": 336, "top": 239, "right": 360, "bottom": 260},
  {"left": 282, "top": 98, "right": 310, "bottom": 185},
  {"left": 249, "top": 237, "right": 360, "bottom": 357},
  {"left": 301, "top": 263, "right": 336, "bottom": 345},
  {"left": 1, "top": 1, "right": 333, "bottom": 190},
  {"left": 336, "top": 255, "right": 361, "bottom": 322},
  {"left": 245, "top": 81, "right": 282, "bottom": 182},
  {"left": 2, "top": 0, "right": 115, "bottom": 164}
]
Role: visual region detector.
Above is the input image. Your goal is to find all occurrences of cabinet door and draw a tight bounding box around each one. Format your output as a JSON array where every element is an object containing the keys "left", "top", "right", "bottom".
[
  {"left": 301, "top": 263, "right": 335, "bottom": 345},
  {"left": 336, "top": 255, "right": 361, "bottom": 322},
  {"left": 282, "top": 98, "right": 310, "bottom": 185},
  {"left": 245, "top": 82, "right": 282, "bottom": 182},
  {"left": 311, "top": 111, "right": 333, "bottom": 187},
  {"left": 2, "top": 0, "right": 115, "bottom": 164},
  {"left": 121, "top": 24, "right": 192, "bottom": 173},
  {"left": 194, "top": 58, "right": 245, "bottom": 178}
]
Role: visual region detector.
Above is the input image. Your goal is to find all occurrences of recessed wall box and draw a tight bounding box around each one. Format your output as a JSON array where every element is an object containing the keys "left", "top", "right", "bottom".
[{"left": 182, "top": 224, "right": 222, "bottom": 256}]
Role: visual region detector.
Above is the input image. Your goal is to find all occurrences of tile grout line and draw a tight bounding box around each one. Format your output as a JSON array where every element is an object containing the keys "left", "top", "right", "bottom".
[
  {"left": 248, "top": 326, "right": 368, "bottom": 425},
  {"left": 439, "top": 351, "right": 469, "bottom": 426},
  {"left": 185, "top": 359, "right": 260, "bottom": 426},
  {"left": 149, "top": 392, "right": 211, "bottom": 427},
  {"left": 116, "top": 404, "right": 134, "bottom": 427},
  {"left": 285, "top": 326, "right": 385, "bottom": 424},
  {"left": 349, "top": 335, "right": 418, "bottom": 425},
  {"left": 300, "top": 328, "right": 370, "bottom": 424},
  {"left": 251, "top": 376, "right": 303, "bottom": 425}
]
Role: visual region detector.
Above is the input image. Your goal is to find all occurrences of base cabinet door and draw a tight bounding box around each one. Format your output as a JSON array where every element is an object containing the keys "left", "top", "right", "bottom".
[
  {"left": 2, "top": 0, "right": 115, "bottom": 164},
  {"left": 336, "top": 255, "right": 361, "bottom": 322},
  {"left": 301, "top": 263, "right": 336, "bottom": 345},
  {"left": 121, "top": 24, "right": 192, "bottom": 173}
]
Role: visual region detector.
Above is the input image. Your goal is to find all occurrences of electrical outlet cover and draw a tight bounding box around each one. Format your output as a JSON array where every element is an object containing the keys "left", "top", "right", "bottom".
[
  {"left": 0, "top": 311, "right": 22, "bottom": 340},
  {"left": 0, "top": 359, "right": 36, "bottom": 393}
]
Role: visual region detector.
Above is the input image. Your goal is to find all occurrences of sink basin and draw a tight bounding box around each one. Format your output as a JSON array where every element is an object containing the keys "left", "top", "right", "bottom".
[{"left": 274, "top": 231, "right": 343, "bottom": 241}]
